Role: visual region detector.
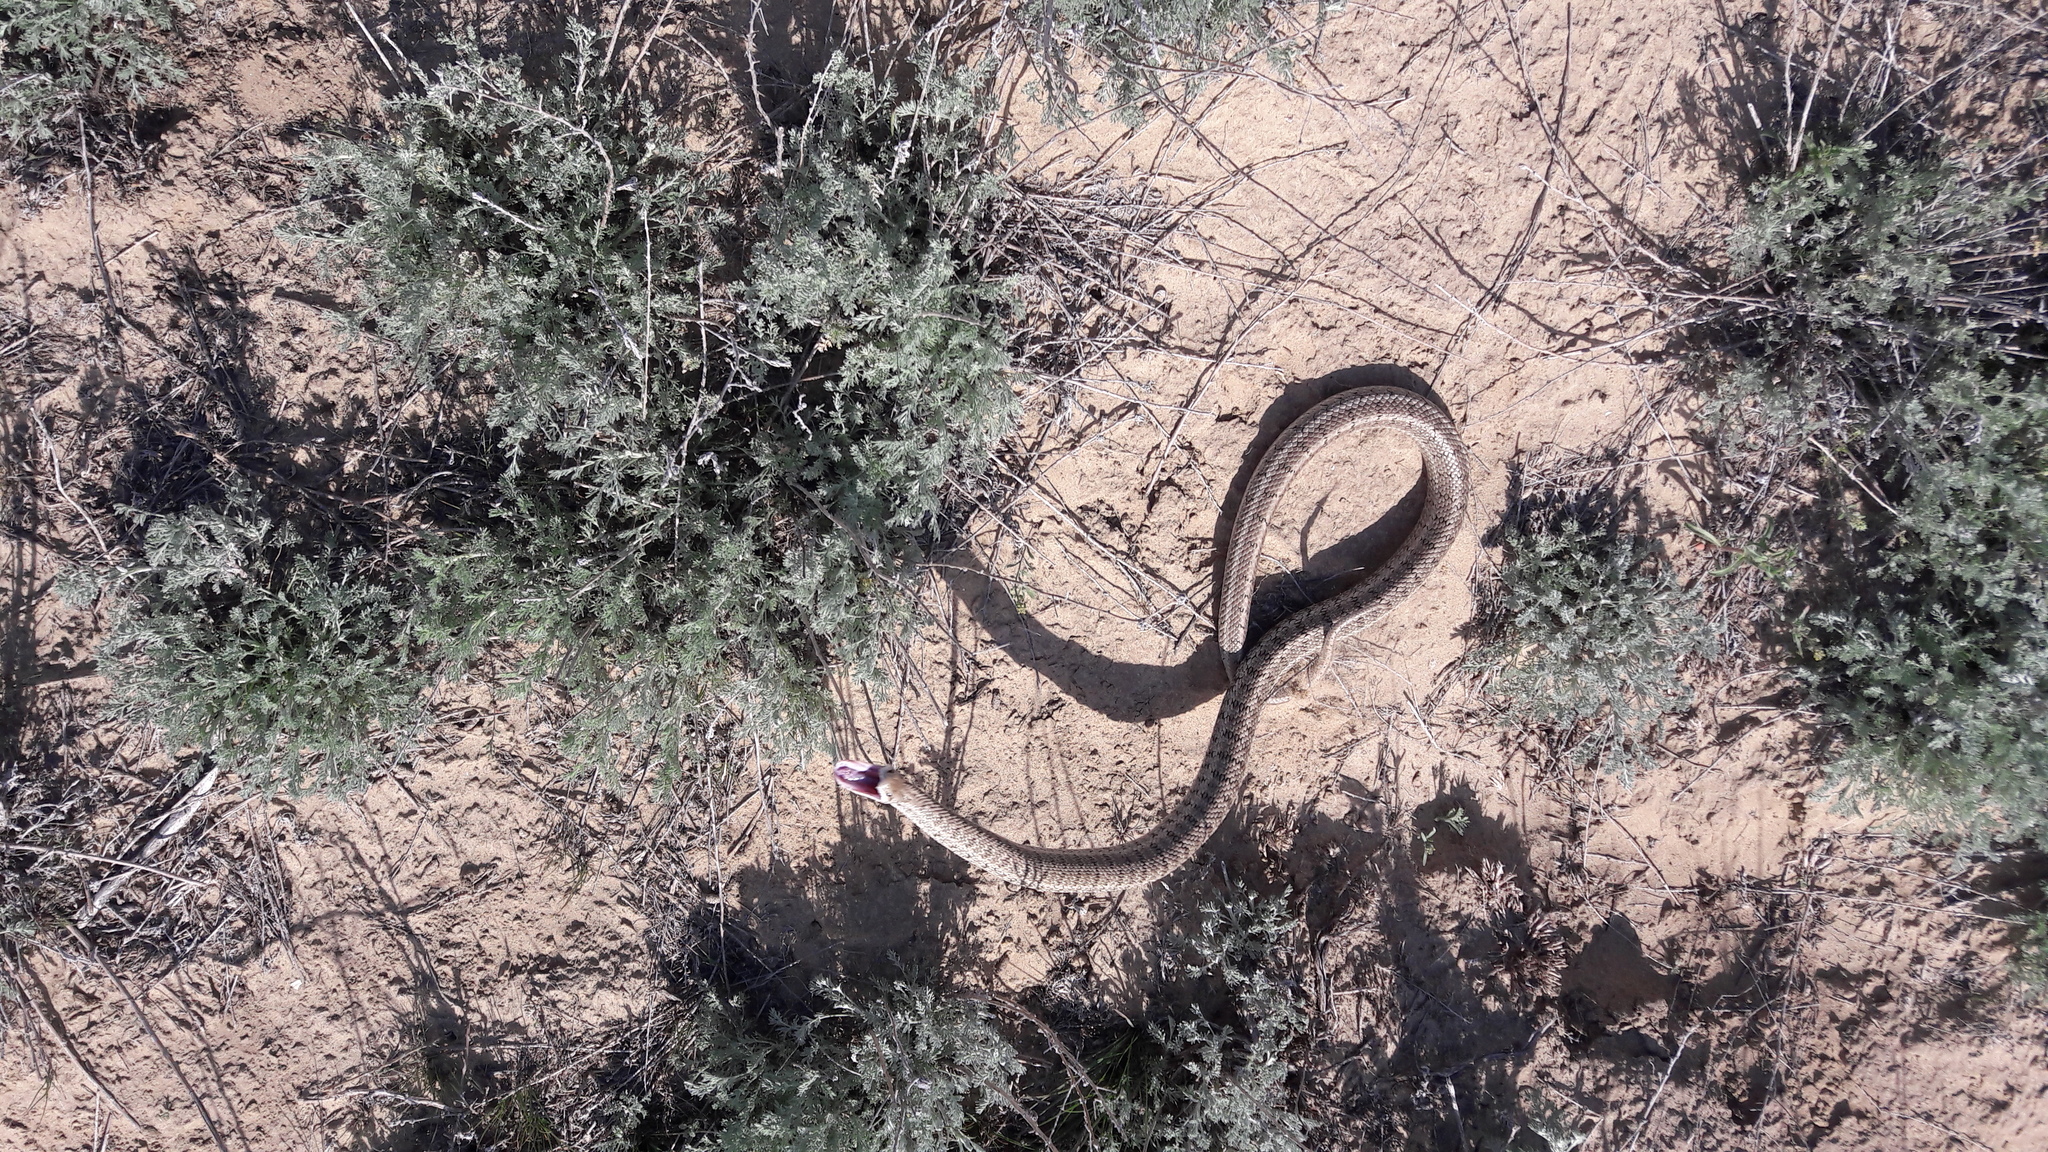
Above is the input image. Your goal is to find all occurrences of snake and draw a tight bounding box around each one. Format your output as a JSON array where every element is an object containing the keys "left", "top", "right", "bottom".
[{"left": 834, "top": 386, "right": 1471, "bottom": 893}]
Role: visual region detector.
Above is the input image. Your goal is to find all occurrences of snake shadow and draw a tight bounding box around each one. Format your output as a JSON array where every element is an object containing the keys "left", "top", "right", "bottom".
[{"left": 942, "top": 366, "right": 1454, "bottom": 725}]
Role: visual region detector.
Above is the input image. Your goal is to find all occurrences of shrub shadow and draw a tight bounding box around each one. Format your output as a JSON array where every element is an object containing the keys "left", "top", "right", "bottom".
[
  {"left": 348, "top": 0, "right": 856, "bottom": 121},
  {"left": 1169, "top": 760, "right": 1561, "bottom": 1147}
]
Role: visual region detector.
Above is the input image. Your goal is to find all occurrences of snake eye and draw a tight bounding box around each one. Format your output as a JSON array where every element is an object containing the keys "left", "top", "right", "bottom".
[{"left": 833, "top": 760, "right": 887, "bottom": 799}]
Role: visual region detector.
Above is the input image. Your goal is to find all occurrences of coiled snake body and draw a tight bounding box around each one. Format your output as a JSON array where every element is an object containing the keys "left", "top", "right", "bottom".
[{"left": 835, "top": 387, "right": 1471, "bottom": 893}]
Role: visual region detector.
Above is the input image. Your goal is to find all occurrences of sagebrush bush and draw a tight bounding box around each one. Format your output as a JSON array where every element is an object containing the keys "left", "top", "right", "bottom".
[
  {"left": 683, "top": 977, "right": 1026, "bottom": 1152},
  {"left": 1713, "top": 141, "right": 2037, "bottom": 455},
  {"left": 78, "top": 486, "right": 430, "bottom": 790},
  {"left": 296, "top": 32, "right": 1015, "bottom": 778},
  {"left": 678, "top": 893, "right": 1313, "bottom": 1151},
  {"left": 0, "top": 0, "right": 184, "bottom": 157},
  {"left": 81, "top": 24, "right": 1162, "bottom": 790},
  {"left": 1116, "top": 891, "right": 1312, "bottom": 1152},
  {"left": 1468, "top": 515, "right": 1718, "bottom": 776},
  {"left": 1023, "top": 0, "right": 1287, "bottom": 120},
  {"left": 378, "top": 891, "right": 1318, "bottom": 1150},
  {"left": 1704, "top": 140, "right": 2048, "bottom": 840}
]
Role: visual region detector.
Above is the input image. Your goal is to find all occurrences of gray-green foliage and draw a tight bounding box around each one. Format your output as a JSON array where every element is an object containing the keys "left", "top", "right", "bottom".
[
  {"left": 1469, "top": 517, "right": 1718, "bottom": 775},
  {"left": 677, "top": 898, "right": 1312, "bottom": 1151},
  {"left": 1114, "top": 892, "right": 1311, "bottom": 1152},
  {"left": 292, "top": 34, "right": 1015, "bottom": 778},
  {"left": 2014, "top": 909, "right": 2048, "bottom": 997},
  {"left": 684, "top": 978, "right": 1025, "bottom": 1152},
  {"left": 412, "top": 892, "right": 1318, "bottom": 1150},
  {"left": 0, "top": 0, "right": 184, "bottom": 154},
  {"left": 1709, "top": 141, "right": 2048, "bottom": 840},
  {"left": 1024, "top": 0, "right": 1287, "bottom": 120},
  {"left": 81, "top": 488, "right": 428, "bottom": 790},
  {"left": 1716, "top": 140, "right": 2037, "bottom": 451}
]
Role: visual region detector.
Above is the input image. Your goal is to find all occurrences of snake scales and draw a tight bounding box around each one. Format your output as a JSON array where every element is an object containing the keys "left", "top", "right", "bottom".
[{"left": 834, "top": 386, "right": 1471, "bottom": 893}]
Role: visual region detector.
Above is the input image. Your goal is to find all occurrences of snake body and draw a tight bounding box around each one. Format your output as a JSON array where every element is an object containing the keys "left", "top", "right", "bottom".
[{"left": 834, "top": 386, "right": 1471, "bottom": 893}]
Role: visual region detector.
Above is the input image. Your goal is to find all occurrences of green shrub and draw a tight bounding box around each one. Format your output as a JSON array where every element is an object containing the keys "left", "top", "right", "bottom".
[
  {"left": 1467, "top": 515, "right": 1718, "bottom": 776},
  {"left": 77, "top": 27, "right": 1165, "bottom": 791},
  {"left": 1115, "top": 891, "right": 1312, "bottom": 1152},
  {"left": 363, "top": 892, "right": 1319, "bottom": 1150},
  {"left": 0, "top": 0, "right": 184, "bottom": 157},
  {"left": 679, "top": 894, "right": 1313, "bottom": 1151},
  {"left": 1704, "top": 141, "right": 2048, "bottom": 841},
  {"left": 1713, "top": 141, "right": 2037, "bottom": 455},
  {"left": 80, "top": 486, "right": 429, "bottom": 790},
  {"left": 1024, "top": 0, "right": 1289, "bottom": 120},
  {"left": 1803, "top": 363, "right": 2048, "bottom": 839},
  {"left": 297, "top": 32, "right": 1016, "bottom": 778}
]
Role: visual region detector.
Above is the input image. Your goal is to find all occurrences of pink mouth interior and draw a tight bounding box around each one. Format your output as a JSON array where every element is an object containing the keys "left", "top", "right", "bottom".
[{"left": 833, "top": 760, "right": 884, "bottom": 799}]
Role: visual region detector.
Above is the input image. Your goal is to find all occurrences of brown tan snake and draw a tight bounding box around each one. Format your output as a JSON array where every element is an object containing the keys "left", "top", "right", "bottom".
[{"left": 834, "top": 386, "right": 1471, "bottom": 893}]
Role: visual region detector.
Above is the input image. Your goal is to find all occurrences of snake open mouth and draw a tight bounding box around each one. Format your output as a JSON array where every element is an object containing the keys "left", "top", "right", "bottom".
[{"left": 833, "top": 761, "right": 886, "bottom": 799}]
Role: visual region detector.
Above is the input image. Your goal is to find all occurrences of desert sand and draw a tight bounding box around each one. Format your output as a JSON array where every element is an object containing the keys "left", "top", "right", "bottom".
[{"left": 3, "top": 1, "right": 2042, "bottom": 1149}]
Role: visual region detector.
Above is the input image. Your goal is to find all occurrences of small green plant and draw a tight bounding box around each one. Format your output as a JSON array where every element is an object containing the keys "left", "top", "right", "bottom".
[
  {"left": 1683, "top": 519, "right": 1798, "bottom": 587},
  {"left": 683, "top": 977, "right": 1026, "bottom": 1152},
  {"left": 76, "top": 27, "right": 1182, "bottom": 792},
  {"left": 674, "top": 893, "right": 1314, "bottom": 1151},
  {"left": 1418, "top": 805, "right": 1472, "bottom": 863},
  {"left": 1467, "top": 515, "right": 1719, "bottom": 776},
  {"left": 1119, "top": 890, "right": 1313, "bottom": 1152},
  {"left": 0, "top": 0, "right": 185, "bottom": 159},
  {"left": 79, "top": 487, "right": 430, "bottom": 791}
]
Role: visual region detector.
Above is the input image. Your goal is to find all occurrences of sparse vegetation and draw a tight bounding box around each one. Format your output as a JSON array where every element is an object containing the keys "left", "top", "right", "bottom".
[
  {"left": 1708, "top": 138, "right": 2048, "bottom": 842},
  {"left": 1017, "top": 0, "right": 1295, "bottom": 121},
  {"left": 358, "top": 892, "right": 1318, "bottom": 1151},
  {"left": 0, "top": 0, "right": 185, "bottom": 164},
  {"left": 682, "top": 976, "right": 1028, "bottom": 1152},
  {"left": 1467, "top": 510, "right": 1718, "bottom": 776},
  {"left": 308, "top": 33, "right": 1015, "bottom": 777},
  {"left": 8, "top": 5, "right": 2046, "bottom": 1152},
  {"left": 65, "top": 30, "right": 1020, "bottom": 788},
  {"left": 1488, "top": 4, "right": 2048, "bottom": 846},
  {"left": 675, "top": 892, "right": 1321, "bottom": 1152},
  {"left": 80, "top": 487, "right": 429, "bottom": 790},
  {"left": 61, "top": 1, "right": 1232, "bottom": 797},
  {"left": 44, "top": 4, "right": 1216, "bottom": 797}
]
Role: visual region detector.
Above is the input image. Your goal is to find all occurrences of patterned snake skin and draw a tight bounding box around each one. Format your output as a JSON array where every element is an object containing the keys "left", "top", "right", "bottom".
[{"left": 834, "top": 387, "right": 1471, "bottom": 893}]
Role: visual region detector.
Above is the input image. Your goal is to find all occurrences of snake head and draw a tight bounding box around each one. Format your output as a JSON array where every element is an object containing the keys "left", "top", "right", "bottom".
[{"left": 833, "top": 760, "right": 890, "bottom": 801}]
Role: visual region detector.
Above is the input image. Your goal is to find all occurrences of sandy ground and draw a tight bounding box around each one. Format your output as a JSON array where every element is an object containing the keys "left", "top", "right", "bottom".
[{"left": 3, "top": 1, "right": 2044, "bottom": 1149}]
